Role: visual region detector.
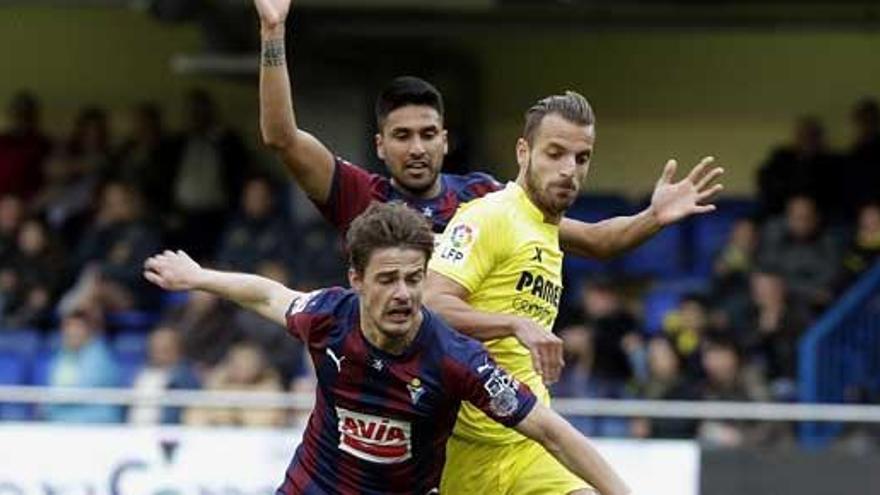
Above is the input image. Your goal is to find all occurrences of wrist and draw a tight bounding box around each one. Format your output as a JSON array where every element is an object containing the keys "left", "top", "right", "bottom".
[
  {"left": 261, "top": 23, "right": 285, "bottom": 39},
  {"left": 643, "top": 204, "right": 666, "bottom": 230},
  {"left": 503, "top": 315, "right": 523, "bottom": 338},
  {"left": 191, "top": 268, "right": 212, "bottom": 291}
]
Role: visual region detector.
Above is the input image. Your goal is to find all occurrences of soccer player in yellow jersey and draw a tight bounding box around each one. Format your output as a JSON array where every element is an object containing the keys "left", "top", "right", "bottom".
[{"left": 427, "top": 92, "right": 721, "bottom": 494}]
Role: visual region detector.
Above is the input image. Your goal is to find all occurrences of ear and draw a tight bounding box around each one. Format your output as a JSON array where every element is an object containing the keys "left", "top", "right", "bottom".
[
  {"left": 375, "top": 133, "right": 385, "bottom": 161},
  {"left": 348, "top": 267, "right": 362, "bottom": 293},
  {"left": 516, "top": 137, "right": 530, "bottom": 171},
  {"left": 441, "top": 129, "right": 449, "bottom": 156}
]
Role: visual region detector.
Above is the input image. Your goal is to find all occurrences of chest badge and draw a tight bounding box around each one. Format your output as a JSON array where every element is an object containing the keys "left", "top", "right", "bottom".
[{"left": 407, "top": 377, "right": 425, "bottom": 405}]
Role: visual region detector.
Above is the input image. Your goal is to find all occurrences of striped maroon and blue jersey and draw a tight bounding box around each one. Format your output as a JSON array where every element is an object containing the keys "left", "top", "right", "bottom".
[
  {"left": 277, "top": 288, "right": 537, "bottom": 495},
  {"left": 316, "top": 157, "right": 503, "bottom": 235}
]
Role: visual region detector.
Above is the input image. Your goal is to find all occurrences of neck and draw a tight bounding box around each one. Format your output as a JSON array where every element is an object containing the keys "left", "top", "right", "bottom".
[
  {"left": 391, "top": 177, "right": 443, "bottom": 200},
  {"left": 515, "top": 176, "right": 562, "bottom": 224},
  {"left": 360, "top": 311, "right": 423, "bottom": 356}
]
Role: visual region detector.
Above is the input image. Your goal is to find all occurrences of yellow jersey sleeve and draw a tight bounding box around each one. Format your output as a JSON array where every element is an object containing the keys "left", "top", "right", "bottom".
[{"left": 429, "top": 200, "right": 511, "bottom": 293}]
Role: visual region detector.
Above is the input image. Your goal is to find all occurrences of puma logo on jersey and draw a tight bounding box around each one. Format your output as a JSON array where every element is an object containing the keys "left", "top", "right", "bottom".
[{"left": 326, "top": 347, "right": 346, "bottom": 372}]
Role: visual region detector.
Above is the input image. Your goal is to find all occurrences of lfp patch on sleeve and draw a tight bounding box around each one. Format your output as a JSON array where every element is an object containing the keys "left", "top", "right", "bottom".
[{"left": 437, "top": 223, "right": 478, "bottom": 265}]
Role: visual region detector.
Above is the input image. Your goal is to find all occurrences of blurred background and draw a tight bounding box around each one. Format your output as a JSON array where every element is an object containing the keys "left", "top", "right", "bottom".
[{"left": 1, "top": 1, "right": 880, "bottom": 493}]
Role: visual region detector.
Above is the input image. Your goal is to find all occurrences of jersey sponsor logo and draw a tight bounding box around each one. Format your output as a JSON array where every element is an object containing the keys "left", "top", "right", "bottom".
[
  {"left": 480, "top": 365, "right": 521, "bottom": 418},
  {"left": 514, "top": 271, "right": 562, "bottom": 308},
  {"left": 336, "top": 407, "right": 412, "bottom": 464},
  {"left": 437, "top": 223, "right": 477, "bottom": 265},
  {"left": 511, "top": 296, "right": 555, "bottom": 322}
]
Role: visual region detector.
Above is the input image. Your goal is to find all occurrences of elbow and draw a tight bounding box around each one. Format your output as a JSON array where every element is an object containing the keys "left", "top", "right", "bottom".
[{"left": 260, "top": 130, "right": 297, "bottom": 151}]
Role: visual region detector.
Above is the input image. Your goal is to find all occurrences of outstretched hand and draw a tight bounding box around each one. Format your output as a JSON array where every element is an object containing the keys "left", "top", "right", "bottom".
[
  {"left": 254, "top": 0, "right": 292, "bottom": 27},
  {"left": 143, "top": 250, "right": 203, "bottom": 292},
  {"left": 650, "top": 156, "right": 724, "bottom": 226}
]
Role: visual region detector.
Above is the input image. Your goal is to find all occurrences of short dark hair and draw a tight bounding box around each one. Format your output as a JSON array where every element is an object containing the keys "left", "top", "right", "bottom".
[
  {"left": 346, "top": 202, "right": 435, "bottom": 275},
  {"left": 375, "top": 76, "right": 444, "bottom": 129},
  {"left": 523, "top": 90, "right": 595, "bottom": 145}
]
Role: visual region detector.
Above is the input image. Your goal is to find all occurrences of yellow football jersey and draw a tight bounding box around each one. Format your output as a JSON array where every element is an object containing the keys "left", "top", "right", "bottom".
[{"left": 429, "top": 182, "right": 563, "bottom": 445}]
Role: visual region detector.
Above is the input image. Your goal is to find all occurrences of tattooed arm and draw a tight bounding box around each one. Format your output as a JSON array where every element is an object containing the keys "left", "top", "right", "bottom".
[{"left": 255, "top": 0, "right": 336, "bottom": 203}]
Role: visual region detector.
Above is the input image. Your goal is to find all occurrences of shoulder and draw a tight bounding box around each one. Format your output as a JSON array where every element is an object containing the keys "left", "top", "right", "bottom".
[
  {"left": 293, "top": 286, "right": 357, "bottom": 318},
  {"left": 424, "top": 310, "right": 486, "bottom": 366},
  {"left": 444, "top": 171, "right": 503, "bottom": 200},
  {"left": 335, "top": 157, "right": 389, "bottom": 189}
]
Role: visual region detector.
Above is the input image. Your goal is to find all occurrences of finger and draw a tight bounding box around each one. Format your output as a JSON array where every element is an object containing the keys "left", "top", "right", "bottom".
[
  {"left": 539, "top": 345, "right": 555, "bottom": 384},
  {"left": 691, "top": 204, "right": 717, "bottom": 215},
  {"left": 697, "top": 183, "right": 724, "bottom": 202},
  {"left": 547, "top": 341, "right": 563, "bottom": 384},
  {"left": 144, "top": 256, "right": 161, "bottom": 271},
  {"left": 686, "top": 156, "right": 715, "bottom": 184},
  {"left": 658, "top": 159, "right": 677, "bottom": 184},
  {"left": 551, "top": 339, "right": 564, "bottom": 380},
  {"left": 696, "top": 166, "right": 724, "bottom": 191},
  {"left": 144, "top": 270, "right": 166, "bottom": 288},
  {"left": 529, "top": 346, "right": 544, "bottom": 378}
]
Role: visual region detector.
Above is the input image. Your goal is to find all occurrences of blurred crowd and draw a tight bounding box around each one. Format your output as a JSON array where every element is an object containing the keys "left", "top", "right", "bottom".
[
  {"left": 1, "top": 89, "right": 879, "bottom": 445},
  {"left": 552, "top": 98, "right": 880, "bottom": 449}
]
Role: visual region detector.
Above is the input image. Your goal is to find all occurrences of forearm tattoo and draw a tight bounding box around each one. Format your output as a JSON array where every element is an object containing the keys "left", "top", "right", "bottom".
[{"left": 262, "top": 37, "right": 286, "bottom": 67}]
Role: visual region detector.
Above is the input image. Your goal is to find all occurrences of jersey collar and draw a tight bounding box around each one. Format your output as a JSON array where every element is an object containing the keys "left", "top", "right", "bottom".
[{"left": 506, "top": 182, "right": 550, "bottom": 224}]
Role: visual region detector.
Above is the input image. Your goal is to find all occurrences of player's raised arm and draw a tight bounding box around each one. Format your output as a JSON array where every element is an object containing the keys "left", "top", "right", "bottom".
[
  {"left": 514, "top": 403, "right": 631, "bottom": 495},
  {"left": 143, "top": 250, "right": 300, "bottom": 326},
  {"left": 255, "top": 0, "right": 335, "bottom": 203},
  {"left": 559, "top": 156, "right": 724, "bottom": 259}
]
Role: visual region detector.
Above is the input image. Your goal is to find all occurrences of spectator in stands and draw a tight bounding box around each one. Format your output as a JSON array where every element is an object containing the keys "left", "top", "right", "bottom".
[
  {"left": 216, "top": 175, "right": 290, "bottom": 272},
  {"left": 1, "top": 218, "right": 65, "bottom": 330},
  {"left": 171, "top": 89, "right": 248, "bottom": 259},
  {"left": 663, "top": 293, "right": 715, "bottom": 378},
  {"left": 31, "top": 151, "right": 100, "bottom": 244},
  {"left": 756, "top": 116, "right": 839, "bottom": 219},
  {"left": 837, "top": 202, "right": 880, "bottom": 291},
  {"left": 710, "top": 218, "right": 759, "bottom": 330},
  {"left": 162, "top": 290, "right": 242, "bottom": 368},
  {"left": 630, "top": 336, "right": 697, "bottom": 439},
  {"left": 0, "top": 195, "right": 24, "bottom": 264},
  {"left": 232, "top": 260, "right": 305, "bottom": 384},
  {"left": 846, "top": 98, "right": 880, "bottom": 214},
  {"left": 44, "top": 309, "right": 122, "bottom": 423},
  {"left": 757, "top": 195, "right": 840, "bottom": 309},
  {"left": 115, "top": 102, "right": 178, "bottom": 215},
  {"left": 128, "top": 325, "right": 200, "bottom": 425},
  {"left": 64, "top": 106, "right": 114, "bottom": 179},
  {"left": 696, "top": 336, "right": 771, "bottom": 448},
  {"left": 0, "top": 91, "right": 51, "bottom": 200},
  {"left": 735, "top": 270, "right": 811, "bottom": 401},
  {"left": 567, "top": 279, "right": 643, "bottom": 389},
  {"left": 553, "top": 325, "right": 629, "bottom": 436},
  {"left": 0, "top": 195, "right": 24, "bottom": 319},
  {"left": 69, "top": 181, "right": 162, "bottom": 311},
  {"left": 183, "top": 342, "right": 285, "bottom": 427}
]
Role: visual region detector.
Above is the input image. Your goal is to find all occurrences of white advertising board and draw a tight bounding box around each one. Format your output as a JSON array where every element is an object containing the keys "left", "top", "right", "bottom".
[{"left": 0, "top": 424, "right": 699, "bottom": 495}]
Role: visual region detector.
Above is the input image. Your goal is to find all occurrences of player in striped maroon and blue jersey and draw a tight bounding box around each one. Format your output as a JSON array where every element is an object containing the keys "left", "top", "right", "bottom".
[{"left": 144, "top": 202, "right": 629, "bottom": 495}]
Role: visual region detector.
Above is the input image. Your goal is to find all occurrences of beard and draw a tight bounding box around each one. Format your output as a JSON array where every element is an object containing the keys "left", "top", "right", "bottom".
[{"left": 525, "top": 159, "right": 577, "bottom": 218}]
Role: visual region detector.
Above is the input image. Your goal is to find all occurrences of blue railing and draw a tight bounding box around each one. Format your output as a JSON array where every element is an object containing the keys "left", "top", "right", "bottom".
[{"left": 799, "top": 261, "right": 880, "bottom": 447}]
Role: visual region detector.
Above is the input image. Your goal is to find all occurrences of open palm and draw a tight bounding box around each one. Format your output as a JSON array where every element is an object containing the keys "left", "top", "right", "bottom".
[
  {"left": 651, "top": 156, "right": 724, "bottom": 226},
  {"left": 254, "top": 0, "right": 292, "bottom": 26}
]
